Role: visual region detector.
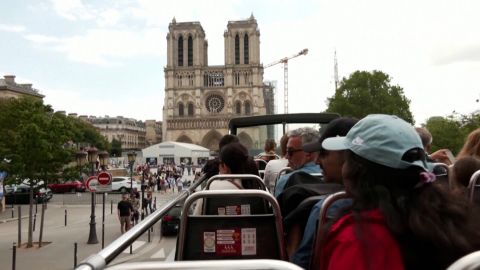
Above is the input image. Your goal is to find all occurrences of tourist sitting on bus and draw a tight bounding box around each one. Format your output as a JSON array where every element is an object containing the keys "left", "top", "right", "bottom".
[
  {"left": 450, "top": 156, "right": 480, "bottom": 196},
  {"left": 257, "top": 138, "right": 279, "bottom": 162},
  {"left": 274, "top": 127, "right": 321, "bottom": 197},
  {"left": 457, "top": 128, "right": 480, "bottom": 159},
  {"left": 289, "top": 117, "right": 357, "bottom": 268},
  {"left": 264, "top": 134, "right": 289, "bottom": 193},
  {"left": 415, "top": 127, "right": 454, "bottom": 165},
  {"left": 194, "top": 142, "right": 257, "bottom": 214},
  {"left": 316, "top": 114, "right": 480, "bottom": 270}
]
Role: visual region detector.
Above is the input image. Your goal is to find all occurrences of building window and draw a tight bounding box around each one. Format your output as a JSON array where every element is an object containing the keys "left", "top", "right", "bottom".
[
  {"left": 188, "top": 35, "right": 193, "bottom": 66},
  {"left": 235, "top": 34, "right": 240, "bottom": 65},
  {"left": 178, "top": 36, "right": 184, "bottom": 66},
  {"left": 188, "top": 102, "right": 194, "bottom": 116},
  {"left": 206, "top": 94, "right": 225, "bottom": 113},
  {"left": 178, "top": 102, "right": 184, "bottom": 116},
  {"left": 244, "top": 34, "right": 249, "bottom": 64},
  {"left": 235, "top": 101, "right": 241, "bottom": 114},
  {"left": 244, "top": 100, "right": 251, "bottom": 115}
]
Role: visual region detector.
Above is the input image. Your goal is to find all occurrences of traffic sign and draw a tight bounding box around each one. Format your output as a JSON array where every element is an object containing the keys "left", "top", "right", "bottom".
[
  {"left": 86, "top": 176, "right": 98, "bottom": 192},
  {"left": 97, "top": 172, "right": 112, "bottom": 185}
]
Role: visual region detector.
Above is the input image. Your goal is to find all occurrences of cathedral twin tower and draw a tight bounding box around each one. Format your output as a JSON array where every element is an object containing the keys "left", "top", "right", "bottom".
[{"left": 163, "top": 15, "right": 269, "bottom": 151}]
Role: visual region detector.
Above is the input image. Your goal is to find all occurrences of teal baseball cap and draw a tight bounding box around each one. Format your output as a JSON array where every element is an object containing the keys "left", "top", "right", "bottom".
[{"left": 322, "top": 114, "right": 428, "bottom": 171}]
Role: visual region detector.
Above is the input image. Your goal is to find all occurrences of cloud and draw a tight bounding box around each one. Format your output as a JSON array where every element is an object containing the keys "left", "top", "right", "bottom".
[
  {"left": 433, "top": 44, "right": 480, "bottom": 65},
  {"left": 48, "top": 0, "right": 95, "bottom": 21},
  {"left": 24, "top": 28, "right": 165, "bottom": 66},
  {"left": 0, "top": 24, "right": 26, "bottom": 33}
]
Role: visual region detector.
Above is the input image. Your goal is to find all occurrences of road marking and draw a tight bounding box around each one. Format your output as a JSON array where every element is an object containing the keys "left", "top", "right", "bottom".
[
  {"left": 122, "top": 240, "right": 146, "bottom": 253},
  {"left": 151, "top": 248, "right": 165, "bottom": 259}
]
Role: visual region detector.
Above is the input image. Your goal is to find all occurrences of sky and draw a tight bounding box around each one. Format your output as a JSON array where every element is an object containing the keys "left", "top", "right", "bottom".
[{"left": 0, "top": 0, "right": 479, "bottom": 125}]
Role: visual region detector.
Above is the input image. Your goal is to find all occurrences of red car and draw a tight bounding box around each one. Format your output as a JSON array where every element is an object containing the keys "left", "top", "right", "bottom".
[{"left": 48, "top": 180, "right": 86, "bottom": 193}]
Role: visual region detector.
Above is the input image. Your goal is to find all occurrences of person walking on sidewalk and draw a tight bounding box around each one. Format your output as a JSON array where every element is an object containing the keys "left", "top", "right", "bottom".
[
  {"left": 118, "top": 193, "right": 133, "bottom": 234},
  {"left": 130, "top": 193, "right": 140, "bottom": 225}
]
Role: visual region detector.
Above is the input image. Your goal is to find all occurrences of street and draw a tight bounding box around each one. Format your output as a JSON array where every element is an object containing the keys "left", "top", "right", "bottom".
[{"left": 0, "top": 189, "right": 182, "bottom": 270}]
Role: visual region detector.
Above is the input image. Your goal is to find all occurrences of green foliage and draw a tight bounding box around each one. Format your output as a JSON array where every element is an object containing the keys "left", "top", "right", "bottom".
[
  {"left": 326, "top": 70, "right": 414, "bottom": 124},
  {"left": 111, "top": 138, "right": 122, "bottom": 157},
  {"left": 0, "top": 97, "right": 109, "bottom": 185},
  {"left": 425, "top": 112, "right": 480, "bottom": 155}
]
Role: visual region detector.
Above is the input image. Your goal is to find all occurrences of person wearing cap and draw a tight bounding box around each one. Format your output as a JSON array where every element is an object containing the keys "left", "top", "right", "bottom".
[
  {"left": 290, "top": 117, "right": 357, "bottom": 268},
  {"left": 314, "top": 114, "right": 480, "bottom": 270},
  {"left": 274, "top": 127, "right": 321, "bottom": 197}
]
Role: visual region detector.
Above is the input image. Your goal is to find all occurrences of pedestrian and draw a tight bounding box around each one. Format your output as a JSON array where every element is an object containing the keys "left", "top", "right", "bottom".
[
  {"left": 117, "top": 193, "right": 133, "bottom": 234},
  {"left": 129, "top": 193, "right": 140, "bottom": 225},
  {"left": 177, "top": 177, "right": 184, "bottom": 192}
]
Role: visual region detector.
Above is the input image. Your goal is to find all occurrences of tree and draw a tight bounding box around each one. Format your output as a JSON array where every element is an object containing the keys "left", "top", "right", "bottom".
[
  {"left": 0, "top": 97, "right": 109, "bottom": 247},
  {"left": 111, "top": 138, "right": 122, "bottom": 157},
  {"left": 326, "top": 70, "right": 414, "bottom": 124},
  {"left": 425, "top": 116, "right": 464, "bottom": 154}
]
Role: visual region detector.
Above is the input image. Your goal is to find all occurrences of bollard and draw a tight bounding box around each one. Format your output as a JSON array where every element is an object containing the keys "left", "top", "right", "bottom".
[
  {"left": 110, "top": 200, "right": 113, "bottom": 214},
  {"left": 12, "top": 242, "right": 16, "bottom": 270},
  {"left": 17, "top": 206, "right": 21, "bottom": 246},
  {"left": 74, "top": 242, "right": 78, "bottom": 268},
  {"left": 64, "top": 209, "right": 67, "bottom": 226},
  {"left": 148, "top": 228, "right": 151, "bottom": 242},
  {"left": 33, "top": 214, "right": 36, "bottom": 232},
  {"left": 130, "top": 245, "right": 132, "bottom": 254},
  {"left": 11, "top": 208, "right": 14, "bottom": 218},
  {"left": 35, "top": 201, "right": 38, "bottom": 214}
]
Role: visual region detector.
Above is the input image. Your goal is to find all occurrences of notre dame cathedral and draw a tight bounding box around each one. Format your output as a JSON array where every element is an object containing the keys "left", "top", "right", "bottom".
[{"left": 163, "top": 15, "right": 274, "bottom": 151}]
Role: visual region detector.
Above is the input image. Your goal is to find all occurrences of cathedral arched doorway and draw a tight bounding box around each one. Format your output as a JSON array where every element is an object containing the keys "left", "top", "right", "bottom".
[
  {"left": 176, "top": 134, "right": 193, "bottom": 144},
  {"left": 201, "top": 129, "right": 223, "bottom": 151},
  {"left": 237, "top": 132, "right": 253, "bottom": 150}
]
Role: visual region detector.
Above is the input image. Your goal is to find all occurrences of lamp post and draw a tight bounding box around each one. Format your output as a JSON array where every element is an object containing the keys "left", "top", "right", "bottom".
[
  {"left": 76, "top": 150, "right": 87, "bottom": 181},
  {"left": 87, "top": 147, "right": 98, "bottom": 244},
  {"left": 98, "top": 151, "right": 109, "bottom": 171},
  {"left": 127, "top": 152, "right": 137, "bottom": 192}
]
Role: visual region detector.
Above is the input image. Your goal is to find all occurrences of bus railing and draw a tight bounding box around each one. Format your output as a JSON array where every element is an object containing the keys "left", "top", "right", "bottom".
[{"left": 75, "top": 174, "right": 209, "bottom": 270}]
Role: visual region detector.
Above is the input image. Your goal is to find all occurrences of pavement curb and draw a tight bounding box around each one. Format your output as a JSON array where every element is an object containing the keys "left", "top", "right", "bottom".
[{"left": 0, "top": 215, "right": 29, "bottom": 223}]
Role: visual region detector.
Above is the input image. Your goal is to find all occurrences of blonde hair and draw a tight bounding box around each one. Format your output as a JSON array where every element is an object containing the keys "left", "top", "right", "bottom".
[{"left": 457, "top": 128, "right": 480, "bottom": 159}]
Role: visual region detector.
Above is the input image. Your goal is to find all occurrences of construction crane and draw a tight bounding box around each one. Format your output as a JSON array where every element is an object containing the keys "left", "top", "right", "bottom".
[{"left": 264, "top": 48, "right": 308, "bottom": 114}]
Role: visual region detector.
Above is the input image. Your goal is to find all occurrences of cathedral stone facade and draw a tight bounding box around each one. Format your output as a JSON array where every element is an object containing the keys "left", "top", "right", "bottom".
[{"left": 163, "top": 16, "right": 269, "bottom": 151}]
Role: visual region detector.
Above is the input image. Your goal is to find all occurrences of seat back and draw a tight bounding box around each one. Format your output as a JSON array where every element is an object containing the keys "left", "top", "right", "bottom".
[
  {"left": 204, "top": 174, "right": 270, "bottom": 215},
  {"left": 310, "top": 191, "right": 349, "bottom": 270},
  {"left": 254, "top": 159, "right": 268, "bottom": 178},
  {"left": 467, "top": 169, "right": 480, "bottom": 204},
  {"left": 177, "top": 190, "right": 287, "bottom": 261}
]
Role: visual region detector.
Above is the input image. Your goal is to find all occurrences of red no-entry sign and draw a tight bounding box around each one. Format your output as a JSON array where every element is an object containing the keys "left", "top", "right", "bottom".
[{"left": 97, "top": 172, "right": 112, "bottom": 186}]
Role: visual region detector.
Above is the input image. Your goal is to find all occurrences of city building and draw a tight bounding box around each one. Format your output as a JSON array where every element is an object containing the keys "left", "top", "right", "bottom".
[
  {"left": 145, "top": 120, "right": 163, "bottom": 146},
  {"left": 163, "top": 15, "right": 274, "bottom": 151},
  {"left": 86, "top": 116, "right": 147, "bottom": 151},
  {"left": 0, "top": 75, "right": 44, "bottom": 100}
]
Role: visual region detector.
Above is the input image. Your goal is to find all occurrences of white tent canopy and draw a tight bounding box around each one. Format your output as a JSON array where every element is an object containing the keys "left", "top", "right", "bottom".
[{"left": 142, "top": 141, "right": 211, "bottom": 166}]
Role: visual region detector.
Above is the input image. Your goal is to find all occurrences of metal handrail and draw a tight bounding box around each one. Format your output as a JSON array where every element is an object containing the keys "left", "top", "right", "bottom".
[
  {"left": 447, "top": 250, "right": 480, "bottom": 270},
  {"left": 177, "top": 189, "right": 287, "bottom": 261},
  {"left": 467, "top": 169, "right": 480, "bottom": 203},
  {"left": 76, "top": 174, "right": 210, "bottom": 270},
  {"left": 105, "top": 259, "right": 303, "bottom": 270},
  {"left": 206, "top": 174, "right": 267, "bottom": 191}
]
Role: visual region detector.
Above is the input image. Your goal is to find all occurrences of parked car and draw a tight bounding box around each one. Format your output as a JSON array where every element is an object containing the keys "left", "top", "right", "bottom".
[
  {"left": 111, "top": 177, "right": 140, "bottom": 193},
  {"left": 161, "top": 204, "right": 182, "bottom": 236},
  {"left": 48, "top": 180, "right": 86, "bottom": 193},
  {"left": 5, "top": 185, "right": 53, "bottom": 204}
]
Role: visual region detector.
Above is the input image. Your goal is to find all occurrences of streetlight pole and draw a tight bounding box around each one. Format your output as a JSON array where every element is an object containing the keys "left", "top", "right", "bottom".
[{"left": 87, "top": 147, "right": 98, "bottom": 245}]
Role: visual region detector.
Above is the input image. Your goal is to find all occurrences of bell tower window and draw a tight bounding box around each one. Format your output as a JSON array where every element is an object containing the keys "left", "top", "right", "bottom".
[
  {"left": 178, "top": 36, "right": 184, "bottom": 66},
  {"left": 188, "top": 35, "right": 193, "bottom": 66},
  {"left": 235, "top": 34, "right": 240, "bottom": 65},
  {"left": 244, "top": 34, "right": 249, "bottom": 64}
]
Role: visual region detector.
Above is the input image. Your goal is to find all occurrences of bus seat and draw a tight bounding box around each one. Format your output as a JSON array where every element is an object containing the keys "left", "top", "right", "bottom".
[
  {"left": 177, "top": 190, "right": 287, "bottom": 261},
  {"left": 467, "top": 169, "right": 480, "bottom": 204},
  {"left": 310, "top": 191, "right": 349, "bottom": 269},
  {"left": 203, "top": 174, "right": 271, "bottom": 215}
]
